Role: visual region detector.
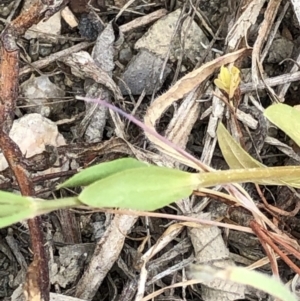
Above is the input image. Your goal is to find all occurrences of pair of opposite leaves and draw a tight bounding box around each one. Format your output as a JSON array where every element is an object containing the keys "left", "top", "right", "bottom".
[
  {"left": 56, "top": 103, "right": 300, "bottom": 211},
  {"left": 0, "top": 103, "right": 299, "bottom": 228}
]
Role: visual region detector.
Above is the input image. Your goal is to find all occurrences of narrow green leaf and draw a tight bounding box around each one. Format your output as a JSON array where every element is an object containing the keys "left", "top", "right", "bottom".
[
  {"left": 0, "top": 190, "right": 33, "bottom": 216},
  {"left": 217, "top": 123, "right": 300, "bottom": 187},
  {"left": 57, "top": 157, "right": 147, "bottom": 189},
  {"left": 0, "top": 192, "right": 81, "bottom": 229},
  {"left": 79, "top": 166, "right": 199, "bottom": 211},
  {"left": 217, "top": 122, "right": 264, "bottom": 169},
  {"left": 0, "top": 190, "right": 33, "bottom": 205},
  {"left": 0, "top": 209, "right": 37, "bottom": 229},
  {"left": 264, "top": 103, "right": 300, "bottom": 148},
  {"left": 190, "top": 265, "right": 297, "bottom": 301},
  {"left": 0, "top": 190, "right": 38, "bottom": 228}
]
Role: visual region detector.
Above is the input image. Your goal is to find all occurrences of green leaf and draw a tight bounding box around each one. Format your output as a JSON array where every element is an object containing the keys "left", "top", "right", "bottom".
[
  {"left": 57, "top": 157, "right": 147, "bottom": 189},
  {"left": 0, "top": 190, "right": 33, "bottom": 216},
  {"left": 190, "top": 265, "right": 297, "bottom": 301},
  {"left": 0, "top": 209, "right": 37, "bottom": 229},
  {"left": 217, "top": 122, "right": 264, "bottom": 169},
  {"left": 0, "top": 191, "right": 81, "bottom": 229},
  {"left": 0, "top": 190, "right": 37, "bottom": 228},
  {"left": 264, "top": 103, "right": 300, "bottom": 148},
  {"left": 217, "top": 122, "right": 300, "bottom": 187},
  {"left": 78, "top": 166, "right": 199, "bottom": 211}
]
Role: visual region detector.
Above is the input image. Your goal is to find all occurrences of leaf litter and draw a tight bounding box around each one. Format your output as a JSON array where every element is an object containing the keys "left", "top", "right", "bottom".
[{"left": 1, "top": 1, "right": 300, "bottom": 301}]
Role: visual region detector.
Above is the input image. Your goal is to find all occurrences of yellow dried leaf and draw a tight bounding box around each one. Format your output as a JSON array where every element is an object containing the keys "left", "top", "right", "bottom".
[{"left": 214, "top": 65, "right": 241, "bottom": 99}]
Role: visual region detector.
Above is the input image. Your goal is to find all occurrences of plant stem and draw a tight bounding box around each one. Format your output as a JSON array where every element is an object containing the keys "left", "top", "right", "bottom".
[
  {"left": 35, "top": 197, "right": 82, "bottom": 214},
  {"left": 198, "top": 166, "right": 300, "bottom": 188}
]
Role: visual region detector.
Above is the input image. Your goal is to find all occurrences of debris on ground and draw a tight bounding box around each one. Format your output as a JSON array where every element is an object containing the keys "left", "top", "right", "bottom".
[{"left": 1, "top": 1, "right": 300, "bottom": 301}]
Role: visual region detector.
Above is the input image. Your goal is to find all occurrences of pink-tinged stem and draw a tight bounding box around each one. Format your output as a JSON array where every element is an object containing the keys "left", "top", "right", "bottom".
[{"left": 76, "top": 96, "right": 207, "bottom": 170}]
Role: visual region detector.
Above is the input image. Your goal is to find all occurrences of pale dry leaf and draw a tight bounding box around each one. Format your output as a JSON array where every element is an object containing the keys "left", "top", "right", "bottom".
[
  {"left": 188, "top": 212, "right": 245, "bottom": 301},
  {"left": 141, "top": 223, "right": 184, "bottom": 262},
  {"left": 226, "top": 0, "right": 266, "bottom": 49},
  {"left": 83, "top": 22, "right": 117, "bottom": 142},
  {"left": 252, "top": 0, "right": 281, "bottom": 86},
  {"left": 59, "top": 51, "right": 123, "bottom": 101},
  {"left": 200, "top": 90, "right": 225, "bottom": 166},
  {"left": 140, "top": 280, "right": 200, "bottom": 301},
  {"left": 144, "top": 48, "right": 251, "bottom": 170},
  {"left": 61, "top": 6, "right": 78, "bottom": 28},
  {"left": 136, "top": 223, "right": 184, "bottom": 301},
  {"left": 189, "top": 265, "right": 297, "bottom": 301},
  {"left": 165, "top": 90, "right": 200, "bottom": 149},
  {"left": 163, "top": 90, "right": 201, "bottom": 212},
  {"left": 75, "top": 214, "right": 138, "bottom": 300},
  {"left": 236, "top": 109, "right": 258, "bottom": 130},
  {"left": 265, "top": 136, "right": 300, "bottom": 162}
]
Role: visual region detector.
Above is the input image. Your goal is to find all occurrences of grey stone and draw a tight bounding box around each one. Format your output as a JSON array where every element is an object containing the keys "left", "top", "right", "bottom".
[
  {"left": 119, "top": 49, "right": 171, "bottom": 95},
  {"left": 267, "top": 37, "right": 294, "bottom": 64},
  {"left": 119, "top": 47, "right": 133, "bottom": 64},
  {"left": 135, "top": 9, "right": 209, "bottom": 62}
]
